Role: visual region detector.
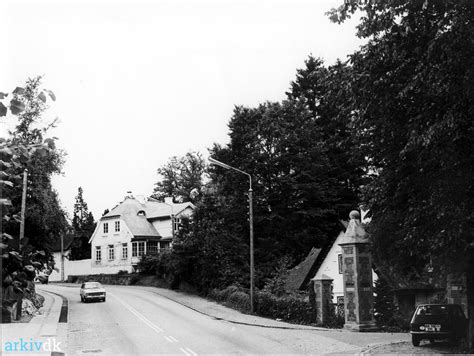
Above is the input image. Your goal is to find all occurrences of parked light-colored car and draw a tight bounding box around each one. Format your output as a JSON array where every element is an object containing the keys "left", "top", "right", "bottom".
[{"left": 80, "top": 281, "right": 106, "bottom": 303}]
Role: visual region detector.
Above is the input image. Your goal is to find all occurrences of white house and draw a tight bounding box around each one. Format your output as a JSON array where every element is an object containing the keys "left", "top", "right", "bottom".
[
  {"left": 48, "top": 234, "right": 75, "bottom": 282},
  {"left": 285, "top": 215, "right": 377, "bottom": 304},
  {"left": 89, "top": 195, "right": 194, "bottom": 273},
  {"left": 312, "top": 229, "right": 378, "bottom": 304}
]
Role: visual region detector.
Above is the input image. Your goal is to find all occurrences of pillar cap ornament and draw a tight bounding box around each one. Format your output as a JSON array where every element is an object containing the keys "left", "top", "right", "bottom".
[{"left": 339, "top": 210, "right": 368, "bottom": 246}]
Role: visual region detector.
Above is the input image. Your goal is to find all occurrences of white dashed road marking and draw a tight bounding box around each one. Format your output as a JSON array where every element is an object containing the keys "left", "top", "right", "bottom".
[
  {"left": 109, "top": 292, "right": 197, "bottom": 355},
  {"left": 180, "top": 347, "right": 198, "bottom": 356},
  {"left": 109, "top": 292, "right": 163, "bottom": 333}
]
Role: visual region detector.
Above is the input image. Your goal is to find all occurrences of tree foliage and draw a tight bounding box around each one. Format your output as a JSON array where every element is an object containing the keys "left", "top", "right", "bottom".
[
  {"left": 70, "top": 187, "right": 96, "bottom": 260},
  {"left": 152, "top": 151, "right": 206, "bottom": 203},
  {"left": 2, "top": 77, "right": 68, "bottom": 254},
  {"left": 330, "top": 0, "right": 474, "bottom": 348},
  {"left": 167, "top": 57, "right": 364, "bottom": 291},
  {"left": 330, "top": 0, "right": 474, "bottom": 278},
  {"left": 1, "top": 77, "right": 64, "bottom": 321}
]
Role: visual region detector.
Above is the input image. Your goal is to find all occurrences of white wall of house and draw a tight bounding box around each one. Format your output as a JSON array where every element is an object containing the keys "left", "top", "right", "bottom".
[
  {"left": 314, "top": 231, "right": 378, "bottom": 303},
  {"left": 90, "top": 218, "right": 134, "bottom": 270},
  {"left": 48, "top": 250, "right": 70, "bottom": 282},
  {"left": 49, "top": 258, "right": 133, "bottom": 281},
  {"left": 151, "top": 207, "right": 194, "bottom": 238}
]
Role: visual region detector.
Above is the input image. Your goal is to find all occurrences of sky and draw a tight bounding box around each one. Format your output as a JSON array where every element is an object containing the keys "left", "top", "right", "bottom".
[{"left": 2, "top": 0, "right": 364, "bottom": 220}]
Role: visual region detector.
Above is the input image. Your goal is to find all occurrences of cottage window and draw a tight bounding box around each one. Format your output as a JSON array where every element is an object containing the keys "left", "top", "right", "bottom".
[
  {"left": 108, "top": 244, "right": 115, "bottom": 260},
  {"left": 95, "top": 246, "right": 101, "bottom": 261},
  {"left": 173, "top": 217, "right": 181, "bottom": 233},
  {"left": 138, "top": 241, "right": 145, "bottom": 256},
  {"left": 115, "top": 221, "right": 120, "bottom": 232},
  {"left": 122, "top": 243, "right": 128, "bottom": 259},
  {"left": 103, "top": 223, "right": 108, "bottom": 234},
  {"left": 132, "top": 241, "right": 145, "bottom": 257},
  {"left": 160, "top": 241, "right": 171, "bottom": 250},
  {"left": 338, "top": 254, "right": 343, "bottom": 274},
  {"left": 147, "top": 241, "right": 158, "bottom": 255}
]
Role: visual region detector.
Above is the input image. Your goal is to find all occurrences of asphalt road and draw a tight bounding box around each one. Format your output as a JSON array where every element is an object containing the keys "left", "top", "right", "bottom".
[{"left": 38, "top": 284, "right": 408, "bottom": 355}]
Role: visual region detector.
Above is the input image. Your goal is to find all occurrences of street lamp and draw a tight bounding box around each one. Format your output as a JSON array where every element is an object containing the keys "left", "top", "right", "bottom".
[{"left": 208, "top": 157, "right": 255, "bottom": 313}]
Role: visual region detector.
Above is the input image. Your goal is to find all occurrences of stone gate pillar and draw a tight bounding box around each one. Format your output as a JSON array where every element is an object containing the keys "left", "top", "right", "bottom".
[
  {"left": 339, "top": 210, "right": 377, "bottom": 331},
  {"left": 313, "top": 274, "right": 334, "bottom": 325}
]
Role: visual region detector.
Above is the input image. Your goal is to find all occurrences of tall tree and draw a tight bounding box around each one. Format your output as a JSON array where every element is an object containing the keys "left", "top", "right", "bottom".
[
  {"left": 209, "top": 97, "right": 360, "bottom": 281},
  {"left": 152, "top": 151, "right": 206, "bottom": 203},
  {"left": 287, "top": 56, "right": 365, "bottom": 219},
  {"left": 1, "top": 79, "right": 61, "bottom": 320},
  {"left": 70, "top": 187, "right": 95, "bottom": 260},
  {"left": 330, "top": 0, "right": 474, "bottom": 348},
  {"left": 2, "top": 77, "right": 68, "bottom": 254}
]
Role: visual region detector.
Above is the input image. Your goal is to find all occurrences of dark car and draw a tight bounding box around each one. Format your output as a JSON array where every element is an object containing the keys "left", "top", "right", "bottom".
[{"left": 410, "top": 304, "right": 468, "bottom": 346}]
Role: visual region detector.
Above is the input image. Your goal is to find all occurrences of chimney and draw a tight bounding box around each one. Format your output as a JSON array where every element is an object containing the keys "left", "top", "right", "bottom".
[{"left": 164, "top": 197, "right": 173, "bottom": 204}]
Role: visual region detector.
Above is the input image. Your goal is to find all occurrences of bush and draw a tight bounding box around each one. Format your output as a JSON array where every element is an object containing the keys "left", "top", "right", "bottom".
[
  {"left": 228, "top": 290, "right": 251, "bottom": 311},
  {"left": 117, "top": 270, "right": 128, "bottom": 275},
  {"left": 373, "top": 276, "right": 409, "bottom": 331},
  {"left": 137, "top": 254, "right": 161, "bottom": 275},
  {"left": 209, "top": 285, "right": 240, "bottom": 302},
  {"left": 256, "top": 291, "right": 315, "bottom": 324},
  {"left": 129, "top": 274, "right": 140, "bottom": 285},
  {"left": 209, "top": 285, "right": 316, "bottom": 325}
]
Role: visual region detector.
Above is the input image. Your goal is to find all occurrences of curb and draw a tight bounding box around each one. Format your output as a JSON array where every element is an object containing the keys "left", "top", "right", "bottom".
[{"left": 360, "top": 340, "right": 408, "bottom": 354}]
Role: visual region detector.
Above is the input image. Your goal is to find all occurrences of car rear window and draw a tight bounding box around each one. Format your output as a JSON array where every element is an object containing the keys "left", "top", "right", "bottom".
[
  {"left": 416, "top": 305, "right": 448, "bottom": 315},
  {"left": 84, "top": 282, "right": 101, "bottom": 289}
]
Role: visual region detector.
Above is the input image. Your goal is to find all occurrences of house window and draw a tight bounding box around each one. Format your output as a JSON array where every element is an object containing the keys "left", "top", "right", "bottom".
[
  {"left": 115, "top": 221, "right": 120, "bottom": 232},
  {"left": 122, "top": 243, "right": 128, "bottom": 259},
  {"left": 95, "top": 246, "right": 101, "bottom": 262},
  {"left": 147, "top": 241, "right": 158, "bottom": 255},
  {"left": 173, "top": 217, "right": 181, "bottom": 233},
  {"left": 138, "top": 241, "right": 145, "bottom": 256},
  {"left": 160, "top": 241, "right": 171, "bottom": 250},
  {"left": 103, "top": 223, "right": 108, "bottom": 234},
  {"left": 338, "top": 254, "right": 343, "bottom": 274},
  {"left": 132, "top": 241, "right": 145, "bottom": 257},
  {"left": 108, "top": 244, "right": 115, "bottom": 260}
]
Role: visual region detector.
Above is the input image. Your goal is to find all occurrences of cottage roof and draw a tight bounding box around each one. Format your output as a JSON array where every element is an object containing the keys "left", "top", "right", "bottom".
[
  {"left": 145, "top": 201, "right": 194, "bottom": 219},
  {"left": 284, "top": 247, "right": 322, "bottom": 291},
  {"left": 100, "top": 196, "right": 194, "bottom": 237}
]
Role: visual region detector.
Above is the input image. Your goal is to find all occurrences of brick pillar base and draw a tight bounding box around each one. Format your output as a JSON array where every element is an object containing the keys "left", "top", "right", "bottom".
[{"left": 314, "top": 275, "right": 334, "bottom": 325}]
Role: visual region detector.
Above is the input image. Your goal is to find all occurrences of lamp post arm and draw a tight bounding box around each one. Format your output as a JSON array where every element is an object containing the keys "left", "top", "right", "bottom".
[{"left": 209, "top": 157, "right": 252, "bottom": 188}]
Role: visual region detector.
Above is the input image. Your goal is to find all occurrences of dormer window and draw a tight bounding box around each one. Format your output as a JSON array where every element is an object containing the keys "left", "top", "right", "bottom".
[{"left": 137, "top": 210, "right": 146, "bottom": 217}]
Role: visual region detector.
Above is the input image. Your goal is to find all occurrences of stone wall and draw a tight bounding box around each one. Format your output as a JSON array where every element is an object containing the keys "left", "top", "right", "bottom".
[
  {"left": 49, "top": 259, "right": 133, "bottom": 282},
  {"left": 447, "top": 273, "right": 468, "bottom": 316}
]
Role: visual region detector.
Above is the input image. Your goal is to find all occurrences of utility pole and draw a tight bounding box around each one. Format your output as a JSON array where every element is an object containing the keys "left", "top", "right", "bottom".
[
  {"left": 19, "top": 169, "right": 28, "bottom": 252},
  {"left": 61, "top": 234, "right": 65, "bottom": 282},
  {"left": 248, "top": 185, "right": 254, "bottom": 313},
  {"left": 16, "top": 169, "right": 27, "bottom": 320}
]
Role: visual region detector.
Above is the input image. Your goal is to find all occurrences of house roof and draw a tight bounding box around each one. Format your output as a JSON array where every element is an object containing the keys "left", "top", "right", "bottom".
[
  {"left": 146, "top": 202, "right": 194, "bottom": 219},
  {"left": 284, "top": 247, "right": 322, "bottom": 291},
  {"left": 51, "top": 234, "right": 76, "bottom": 252},
  {"left": 100, "top": 196, "right": 194, "bottom": 238},
  {"left": 284, "top": 220, "right": 349, "bottom": 292}
]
